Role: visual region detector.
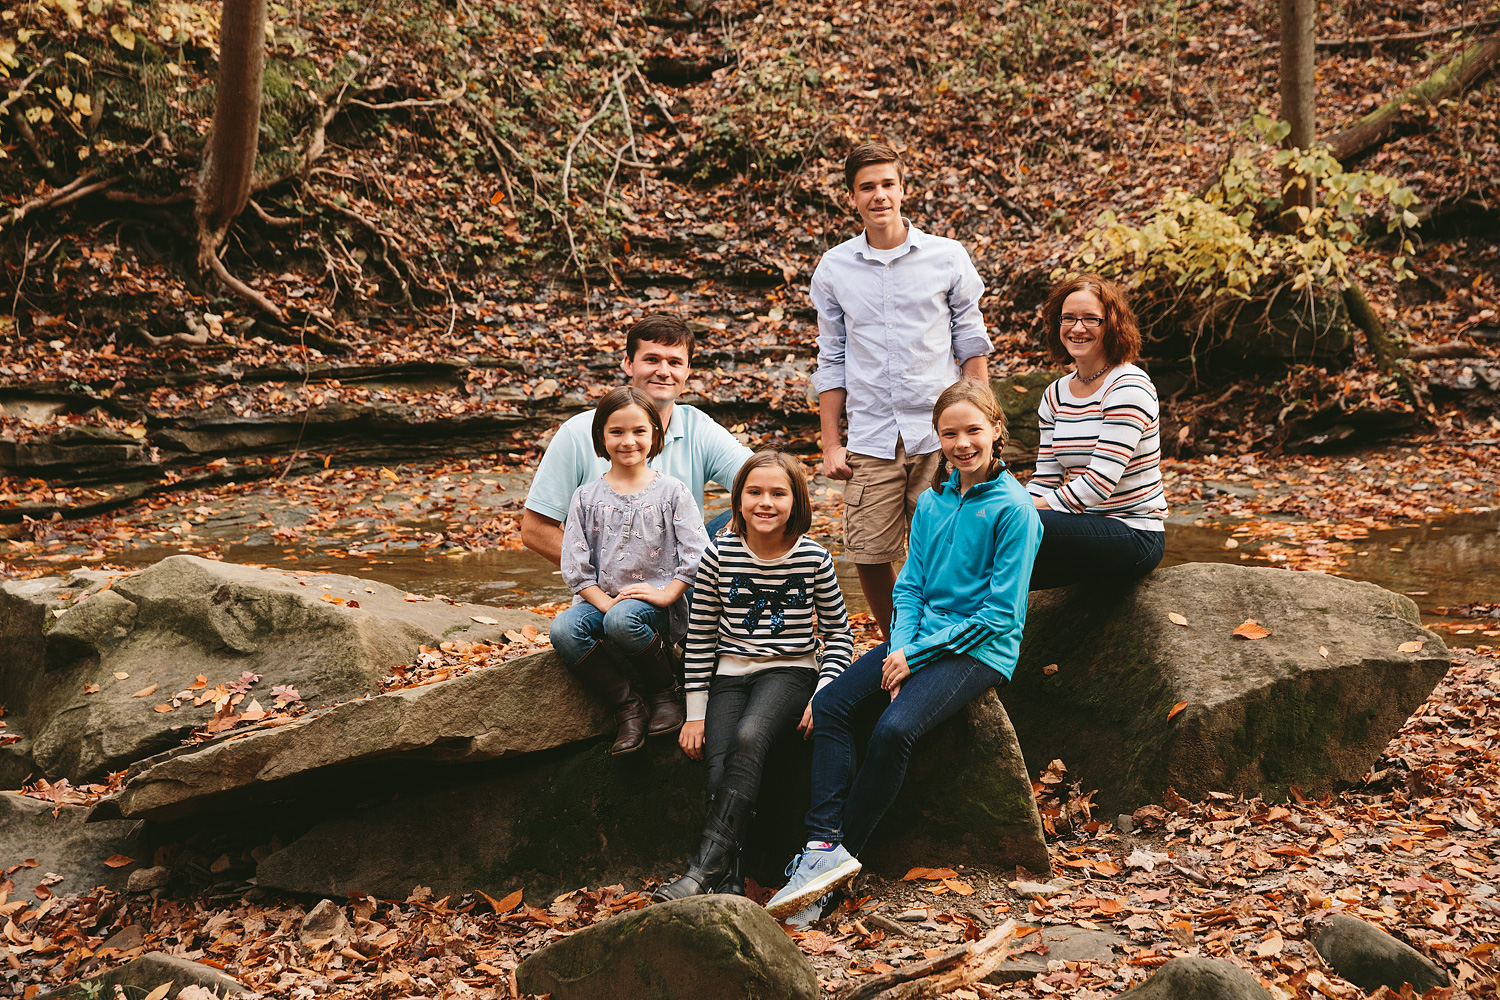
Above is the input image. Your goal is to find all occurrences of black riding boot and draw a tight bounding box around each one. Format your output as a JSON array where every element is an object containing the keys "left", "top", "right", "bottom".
[
  {"left": 651, "top": 787, "right": 755, "bottom": 901},
  {"left": 634, "top": 634, "right": 686, "bottom": 736},
  {"left": 711, "top": 853, "right": 746, "bottom": 897},
  {"left": 567, "top": 643, "right": 648, "bottom": 755}
]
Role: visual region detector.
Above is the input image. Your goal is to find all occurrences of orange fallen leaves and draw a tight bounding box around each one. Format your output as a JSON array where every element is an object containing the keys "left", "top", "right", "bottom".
[
  {"left": 1232, "top": 619, "right": 1272, "bottom": 640},
  {"left": 1398, "top": 640, "right": 1425, "bottom": 652},
  {"left": 102, "top": 855, "right": 135, "bottom": 868},
  {"left": 1167, "top": 701, "right": 1188, "bottom": 722},
  {"left": 131, "top": 684, "right": 158, "bottom": 698},
  {"left": 1168, "top": 612, "right": 1189, "bottom": 626},
  {"left": 901, "top": 867, "right": 958, "bottom": 881}
]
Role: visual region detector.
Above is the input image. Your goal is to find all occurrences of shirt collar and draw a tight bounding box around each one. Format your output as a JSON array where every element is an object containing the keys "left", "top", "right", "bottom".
[
  {"left": 662, "top": 403, "right": 686, "bottom": 442},
  {"left": 854, "top": 219, "right": 923, "bottom": 261},
  {"left": 937, "top": 462, "right": 1009, "bottom": 496}
]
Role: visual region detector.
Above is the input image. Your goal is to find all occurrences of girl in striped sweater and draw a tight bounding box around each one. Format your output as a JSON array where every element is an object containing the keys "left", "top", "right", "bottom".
[
  {"left": 1028, "top": 273, "right": 1168, "bottom": 590},
  {"left": 652, "top": 450, "right": 853, "bottom": 902}
]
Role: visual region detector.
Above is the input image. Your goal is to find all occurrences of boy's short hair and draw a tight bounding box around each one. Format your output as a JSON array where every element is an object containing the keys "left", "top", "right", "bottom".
[
  {"left": 844, "top": 141, "right": 904, "bottom": 190},
  {"left": 625, "top": 315, "right": 695, "bottom": 362},
  {"left": 1040, "top": 273, "right": 1143, "bottom": 368},
  {"left": 730, "top": 450, "right": 813, "bottom": 539},
  {"left": 591, "top": 386, "right": 665, "bottom": 460}
]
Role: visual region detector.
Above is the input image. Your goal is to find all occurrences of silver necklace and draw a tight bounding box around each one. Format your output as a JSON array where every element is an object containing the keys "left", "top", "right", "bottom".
[{"left": 1076, "top": 364, "right": 1110, "bottom": 384}]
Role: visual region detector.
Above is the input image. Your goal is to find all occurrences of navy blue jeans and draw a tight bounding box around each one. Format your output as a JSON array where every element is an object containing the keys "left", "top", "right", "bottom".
[
  {"left": 804, "top": 644, "right": 1004, "bottom": 857},
  {"left": 1029, "top": 510, "right": 1165, "bottom": 591},
  {"left": 550, "top": 599, "right": 666, "bottom": 666},
  {"left": 704, "top": 667, "right": 815, "bottom": 802}
]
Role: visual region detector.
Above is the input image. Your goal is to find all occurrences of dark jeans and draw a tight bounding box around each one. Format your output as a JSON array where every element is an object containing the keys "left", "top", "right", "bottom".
[
  {"left": 704, "top": 667, "right": 815, "bottom": 802},
  {"left": 804, "top": 644, "right": 1004, "bottom": 857},
  {"left": 1029, "top": 510, "right": 1165, "bottom": 591}
]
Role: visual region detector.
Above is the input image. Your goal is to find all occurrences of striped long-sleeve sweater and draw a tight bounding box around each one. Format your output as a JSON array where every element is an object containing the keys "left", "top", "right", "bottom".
[
  {"left": 682, "top": 533, "right": 853, "bottom": 722},
  {"left": 1027, "top": 364, "right": 1168, "bottom": 531}
]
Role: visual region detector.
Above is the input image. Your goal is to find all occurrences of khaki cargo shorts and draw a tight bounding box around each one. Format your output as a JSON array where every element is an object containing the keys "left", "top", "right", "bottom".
[{"left": 842, "top": 438, "right": 941, "bottom": 565}]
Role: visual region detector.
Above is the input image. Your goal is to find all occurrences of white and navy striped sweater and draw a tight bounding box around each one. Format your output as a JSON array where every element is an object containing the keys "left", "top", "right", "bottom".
[
  {"left": 683, "top": 533, "right": 853, "bottom": 721},
  {"left": 1027, "top": 364, "right": 1168, "bottom": 531}
]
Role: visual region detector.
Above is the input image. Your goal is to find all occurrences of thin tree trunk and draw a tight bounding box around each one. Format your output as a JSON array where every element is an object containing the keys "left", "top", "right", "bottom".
[
  {"left": 1343, "top": 283, "right": 1406, "bottom": 370},
  {"left": 1279, "top": 0, "right": 1317, "bottom": 220},
  {"left": 195, "top": 0, "right": 267, "bottom": 270},
  {"left": 1325, "top": 36, "right": 1500, "bottom": 162}
]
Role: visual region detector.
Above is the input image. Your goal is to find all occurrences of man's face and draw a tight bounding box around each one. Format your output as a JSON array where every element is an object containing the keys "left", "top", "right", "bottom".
[
  {"left": 622, "top": 339, "right": 691, "bottom": 408},
  {"left": 849, "top": 162, "right": 904, "bottom": 232}
]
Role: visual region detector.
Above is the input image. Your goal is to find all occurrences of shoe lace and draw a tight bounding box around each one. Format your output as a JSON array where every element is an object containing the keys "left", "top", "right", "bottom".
[{"left": 783, "top": 849, "right": 809, "bottom": 879}]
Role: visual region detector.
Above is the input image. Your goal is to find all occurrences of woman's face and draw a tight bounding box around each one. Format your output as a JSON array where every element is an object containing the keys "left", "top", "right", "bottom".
[
  {"left": 602, "top": 404, "right": 655, "bottom": 468},
  {"left": 1058, "top": 288, "right": 1109, "bottom": 371},
  {"left": 935, "top": 401, "right": 1001, "bottom": 479},
  {"left": 737, "top": 464, "right": 796, "bottom": 540}
]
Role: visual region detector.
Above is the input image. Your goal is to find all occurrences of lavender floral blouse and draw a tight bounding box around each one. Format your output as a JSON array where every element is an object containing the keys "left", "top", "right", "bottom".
[{"left": 559, "top": 472, "right": 708, "bottom": 642}]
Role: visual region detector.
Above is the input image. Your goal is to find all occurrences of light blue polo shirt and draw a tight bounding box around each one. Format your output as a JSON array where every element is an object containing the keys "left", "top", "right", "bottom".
[{"left": 524, "top": 403, "right": 753, "bottom": 522}]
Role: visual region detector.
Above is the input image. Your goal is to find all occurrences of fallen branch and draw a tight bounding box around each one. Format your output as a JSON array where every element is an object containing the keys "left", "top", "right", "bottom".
[
  {"left": 2, "top": 174, "right": 116, "bottom": 229},
  {"left": 838, "top": 919, "right": 1017, "bottom": 1000},
  {"left": 1325, "top": 36, "right": 1500, "bottom": 162},
  {"left": 345, "top": 96, "right": 454, "bottom": 112},
  {"left": 1313, "top": 18, "right": 1500, "bottom": 49},
  {"left": 1410, "top": 339, "right": 1483, "bottom": 360}
]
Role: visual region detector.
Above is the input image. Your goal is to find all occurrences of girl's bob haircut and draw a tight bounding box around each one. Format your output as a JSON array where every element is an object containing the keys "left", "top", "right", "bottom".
[
  {"left": 1040, "top": 272, "right": 1142, "bottom": 368},
  {"left": 591, "top": 386, "right": 665, "bottom": 460},
  {"left": 930, "top": 380, "right": 1008, "bottom": 489},
  {"left": 730, "top": 450, "right": 812, "bottom": 539}
]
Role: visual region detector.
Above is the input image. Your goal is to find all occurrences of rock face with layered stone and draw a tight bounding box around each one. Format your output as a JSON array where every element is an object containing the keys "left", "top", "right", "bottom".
[
  {"left": 108, "top": 649, "right": 606, "bottom": 821},
  {"left": 1312, "top": 913, "right": 1450, "bottom": 994},
  {"left": 0, "top": 792, "right": 141, "bottom": 897},
  {"left": 0, "top": 556, "right": 544, "bottom": 782},
  {"left": 252, "top": 685, "right": 1048, "bottom": 898},
  {"left": 515, "top": 895, "right": 817, "bottom": 1000},
  {"left": 1004, "top": 563, "right": 1450, "bottom": 813}
]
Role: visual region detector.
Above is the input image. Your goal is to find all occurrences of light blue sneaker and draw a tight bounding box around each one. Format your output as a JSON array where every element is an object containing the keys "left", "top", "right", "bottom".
[
  {"left": 764, "top": 843, "right": 861, "bottom": 918},
  {"left": 783, "top": 893, "right": 832, "bottom": 929}
]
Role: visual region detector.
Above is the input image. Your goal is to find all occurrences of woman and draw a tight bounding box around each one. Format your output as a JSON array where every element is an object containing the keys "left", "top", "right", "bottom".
[
  {"left": 1028, "top": 273, "right": 1167, "bottom": 590},
  {"left": 763, "top": 380, "right": 1042, "bottom": 924}
]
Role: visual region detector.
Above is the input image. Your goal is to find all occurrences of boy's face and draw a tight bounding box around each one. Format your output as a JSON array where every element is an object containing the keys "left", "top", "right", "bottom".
[{"left": 849, "top": 162, "right": 904, "bottom": 232}]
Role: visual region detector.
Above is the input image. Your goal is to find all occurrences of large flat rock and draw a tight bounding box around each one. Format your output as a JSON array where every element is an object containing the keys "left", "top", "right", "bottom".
[
  {"left": 109, "top": 649, "right": 607, "bottom": 821},
  {"left": 0, "top": 555, "right": 544, "bottom": 782},
  {"left": 0, "top": 792, "right": 142, "bottom": 897},
  {"left": 254, "top": 686, "right": 1048, "bottom": 899},
  {"left": 1004, "top": 563, "right": 1450, "bottom": 813}
]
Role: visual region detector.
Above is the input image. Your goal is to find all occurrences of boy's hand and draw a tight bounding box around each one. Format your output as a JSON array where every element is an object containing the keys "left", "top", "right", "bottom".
[
  {"left": 797, "top": 701, "right": 815, "bottom": 739},
  {"left": 616, "top": 583, "right": 674, "bottom": 607},
  {"left": 822, "top": 444, "right": 853, "bottom": 481},
  {"left": 679, "top": 720, "right": 705, "bottom": 760}
]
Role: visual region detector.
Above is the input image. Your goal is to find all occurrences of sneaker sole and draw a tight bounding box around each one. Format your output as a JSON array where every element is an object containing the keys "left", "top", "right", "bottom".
[{"left": 764, "top": 858, "right": 861, "bottom": 918}]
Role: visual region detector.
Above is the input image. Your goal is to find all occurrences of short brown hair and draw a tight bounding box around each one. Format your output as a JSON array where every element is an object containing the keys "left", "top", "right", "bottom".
[
  {"left": 929, "top": 380, "right": 1008, "bottom": 489},
  {"left": 1041, "top": 273, "right": 1142, "bottom": 367},
  {"left": 844, "top": 141, "right": 903, "bottom": 190},
  {"left": 729, "top": 450, "right": 812, "bottom": 539},
  {"left": 625, "top": 315, "right": 695, "bottom": 362},
  {"left": 591, "top": 386, "right": 664, "bottom": 460}
]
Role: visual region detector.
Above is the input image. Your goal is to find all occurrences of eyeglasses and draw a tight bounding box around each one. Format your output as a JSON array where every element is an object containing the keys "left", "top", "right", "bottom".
[{"left": 1060, "top": 315, "right": 1104, "bottom": 329}]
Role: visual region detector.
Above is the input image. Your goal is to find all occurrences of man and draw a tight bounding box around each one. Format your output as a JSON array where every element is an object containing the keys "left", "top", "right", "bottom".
[
  {"left": 520, "top": 315, "right": 752, "bottom": 564},
  {"left": 811, "top": 142, "right": 992, "bottom": 639}
]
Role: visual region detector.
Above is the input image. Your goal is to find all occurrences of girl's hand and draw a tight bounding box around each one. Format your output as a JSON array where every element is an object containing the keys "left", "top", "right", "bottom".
[
  {"left": 882, "top": 647, "right": 911, "bottom": 697},
  {"left": 580, "top": 586, "right": 618, "bottom": 613},
  {"left": 617, "top": 583, "right": 673, "bottom": 607},
  {"left": 797, "top": 701, "right": 815, "bottom": 739},
  {"left": 679, "top": 720, "right": 705, "bottom": 760}
]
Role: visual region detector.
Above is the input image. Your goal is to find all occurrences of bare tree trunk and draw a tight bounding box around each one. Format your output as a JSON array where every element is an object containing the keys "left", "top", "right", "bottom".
[
  {"left": 1279, "top": 0, "right": 1317, "bottom": 219},
  {"left": 195, "top": 0, "right": 267, "bottom": 274}
]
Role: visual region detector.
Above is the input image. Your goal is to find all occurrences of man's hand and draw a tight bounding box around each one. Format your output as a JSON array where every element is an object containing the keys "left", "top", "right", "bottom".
[
  {"left": 616, "top": 583, "right": 677, "bottom": 607},
  {"left": 881, "top": 646, "right": 911, "bottom": 696},
  {"left": 797, "top": 700, "right": 815, "bottom": 739},
  {"left": 679, "top": 720, "right": 705, "bottom": 759},
  {"left": 822, "top": 443, "right": 854, "bottom": 481}
]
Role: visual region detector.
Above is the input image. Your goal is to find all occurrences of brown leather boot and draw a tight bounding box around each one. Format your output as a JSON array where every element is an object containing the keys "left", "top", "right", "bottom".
[
  {"left": 567, "top": 643, "right": 648, "bottom": 754},
  {"left": 634, "top": 634, "right": 685, "bottom": 736}
]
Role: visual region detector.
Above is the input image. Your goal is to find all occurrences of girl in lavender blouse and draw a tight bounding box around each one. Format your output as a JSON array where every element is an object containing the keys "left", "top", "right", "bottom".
[{"left": 551, "top": 387, "right": 709, "bottom": 755}]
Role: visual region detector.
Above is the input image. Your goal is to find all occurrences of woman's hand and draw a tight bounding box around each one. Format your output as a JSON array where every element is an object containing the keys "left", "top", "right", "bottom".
[
  {"left": 797, "top": 700, "right": 815, "bottom": 739},
  {"left": 1032, "top": 495, "right": 1050, "bottom": 511},
  {"left": 882, "top": 647, "right": 911, "bottom": 699},
  {"left": 679, "top": 720, "right": 705, "bottom": 760},
  {"left": 616, "top": 583, "right": 674, "bottom": 607}
]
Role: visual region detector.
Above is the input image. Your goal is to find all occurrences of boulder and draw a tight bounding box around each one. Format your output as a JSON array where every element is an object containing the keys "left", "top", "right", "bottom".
[
  {"left": 986, "top": 924, "right": 1125, "bottom": 983},
  {"left": 1118, "top": 956, "right": 1273, "bottom": 999},
  {"left": 107, "top": 649, "right": 606, "bottom": 822},
  {"left": 993, "top": 370, "right": 1067, "bottom": 461},
  {"left": 515, "top": 895, "right": 817, "bottom": 1000},
  {"left": 1312, "top": 913, "right": 1450, "bottom": 994},
  {"left": 38, "top": 952, "right": 248, "bottom": 999},
  {"left": 1004, "top": 563, "right": 1450, "bottom": 813},
  {"left": 0, "top": 791, "right": 141, "bottom": 897},
  {"left": 0, "top": 556, "right": 544, "bottom": 782},
  {"left": 254, "top": 686, "right": 1048, "bottom": 899}
]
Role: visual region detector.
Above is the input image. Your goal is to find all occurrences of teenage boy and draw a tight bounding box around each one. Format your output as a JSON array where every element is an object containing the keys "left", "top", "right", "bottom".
[
  {"left": 520, "top": 315, "right": 752, "bottom": 565},
  {"left": 811, "top": 142, "right": 992, "bottom": 638}
]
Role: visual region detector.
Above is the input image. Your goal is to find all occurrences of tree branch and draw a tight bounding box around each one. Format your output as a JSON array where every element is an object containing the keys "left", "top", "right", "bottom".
[
  {"left": 838, "top": 920, "right": 1018, "bottom": 1000},
  {"left": 2, "top": 174, "right": 116, "bottom": 229},
  {"left": 205, "top": 246, "right": 284, "bottom": 320}
]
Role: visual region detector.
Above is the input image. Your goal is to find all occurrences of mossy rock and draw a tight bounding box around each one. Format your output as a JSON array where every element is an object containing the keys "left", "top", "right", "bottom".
[{"left": 992, "top": 370, "right": 1067, "bottom": 461}]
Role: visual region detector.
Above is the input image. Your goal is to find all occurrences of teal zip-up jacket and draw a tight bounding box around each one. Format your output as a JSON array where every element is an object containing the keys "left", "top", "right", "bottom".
[{"left": 889, "top": 465, "right": 1043, "bottom": 678}]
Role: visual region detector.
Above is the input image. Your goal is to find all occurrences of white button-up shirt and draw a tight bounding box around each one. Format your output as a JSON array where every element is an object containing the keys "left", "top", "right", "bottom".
[{"left": 810, "top": 222, "right": 990, "bottom": 459}]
